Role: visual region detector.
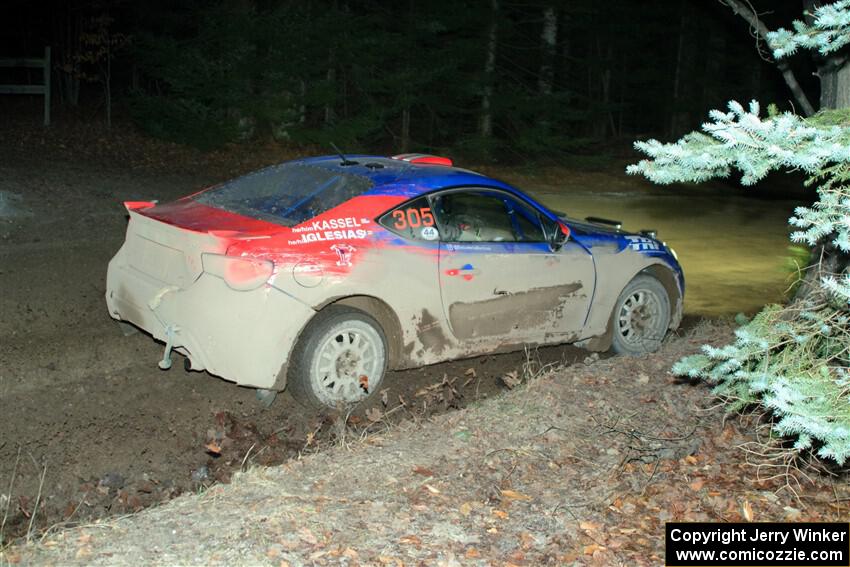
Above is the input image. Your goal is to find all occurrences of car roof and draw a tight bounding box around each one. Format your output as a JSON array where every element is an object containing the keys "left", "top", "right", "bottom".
[{"left": 294, "top": 155, "right": 518, "bottom": 199}]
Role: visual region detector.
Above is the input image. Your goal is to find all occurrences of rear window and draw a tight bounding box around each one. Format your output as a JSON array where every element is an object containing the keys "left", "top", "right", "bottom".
[{"left": 193, "top": 163, "right": 374, "bottom": 226}]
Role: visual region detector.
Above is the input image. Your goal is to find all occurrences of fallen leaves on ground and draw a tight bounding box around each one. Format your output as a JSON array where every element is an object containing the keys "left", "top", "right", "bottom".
[
  {"left": 7, "top": 317, "right": 850, "bottom": 565},
  {"left": 500, "top": 370, "right": 521, "bottom": 389}
]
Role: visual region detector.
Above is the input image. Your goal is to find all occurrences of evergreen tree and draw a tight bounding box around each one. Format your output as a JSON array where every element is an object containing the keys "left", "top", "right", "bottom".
[
  {"left": 118, "top": 0, "right": 779, "bottom": 155},
  {"left": 629, "top": 2, "right": 850, "bottom": 464}
]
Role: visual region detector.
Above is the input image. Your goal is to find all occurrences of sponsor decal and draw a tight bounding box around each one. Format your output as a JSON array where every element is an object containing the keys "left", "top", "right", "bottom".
[
  {"left": 625, "top": 235, "right": 660, "bottom": 252},
  {"left": 293, "top": 262, "right": 322, "bottom": 273},
  {"left": 421, "top": 226, "right": 439, "bottom": 241},
  {"left": 289, "top": 229, "right": 370, "bottom": 245},
  {"left": 287, "top": 217, "right": 374, "bottom": 245},
  {"left": 331, "top": 244, "right": 356, "bottom": 267},
  {"left": 289, "top": 217, "right": 372, "bottom": 246},
  {"left": 445, "top": 263, "right": 478, "bottom": 281},
  {"left": 445, "top": 243, "right": 494, "bottom": 252},
  {"left": 291, "top": 216, "right": 370, "bottom": 233}
]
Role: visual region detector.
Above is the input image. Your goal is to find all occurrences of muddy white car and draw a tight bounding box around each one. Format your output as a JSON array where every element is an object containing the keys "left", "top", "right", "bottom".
[{"left": 106, "top": 154, "right": 684, "bottom": 410}]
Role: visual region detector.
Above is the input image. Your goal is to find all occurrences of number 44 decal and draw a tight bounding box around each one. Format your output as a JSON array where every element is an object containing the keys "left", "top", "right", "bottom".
[{"left": 392, "top": 207, "right": 435, "bottom": 230}]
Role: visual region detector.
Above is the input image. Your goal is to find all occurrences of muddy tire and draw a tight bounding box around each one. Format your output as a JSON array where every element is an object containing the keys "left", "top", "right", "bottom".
[
  {"left": 287, "top": 306, "right": 388, "bottom": 411},
  {"left": 611, "top": 275, "right": 671, "bottom": 355}
]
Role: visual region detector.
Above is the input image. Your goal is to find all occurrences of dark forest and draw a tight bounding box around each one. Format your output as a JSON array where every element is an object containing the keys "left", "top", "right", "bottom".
[{"left": 2, "top": 1, "right": 815, "bottom": 157}]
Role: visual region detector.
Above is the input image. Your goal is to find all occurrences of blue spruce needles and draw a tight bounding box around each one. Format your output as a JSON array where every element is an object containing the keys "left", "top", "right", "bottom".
[
  {"left": 629, "top": 105, "right": 850, "bottom": 463},
  {"left": 768, "top": 1, "right": 850, "bottom": 59},
  {"left": 671, "top": 305, "right": 850, "bottom": 463}
]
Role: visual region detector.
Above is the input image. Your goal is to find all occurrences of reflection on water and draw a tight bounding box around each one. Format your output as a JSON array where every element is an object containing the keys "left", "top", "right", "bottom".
[{"left": 530, "top": 185, "right": 806, "bottom": 316}]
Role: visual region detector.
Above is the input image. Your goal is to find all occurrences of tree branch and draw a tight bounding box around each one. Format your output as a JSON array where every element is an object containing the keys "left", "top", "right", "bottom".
[{"left": 720, "top": 0, "right": 817, "bottom": 116}]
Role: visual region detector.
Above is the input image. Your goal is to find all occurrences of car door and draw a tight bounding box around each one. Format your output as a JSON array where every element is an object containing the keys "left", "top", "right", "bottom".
[{"left": 432, "top": 188, "right": 595, "bottom": 344}]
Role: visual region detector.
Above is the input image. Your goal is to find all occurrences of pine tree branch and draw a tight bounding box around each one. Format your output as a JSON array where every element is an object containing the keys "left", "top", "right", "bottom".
[
  {"left": 770, "top": 0, "right": 850, "bottom": 59},
  {"left": 628, "top": 101, "right": 850, "bottom": 254},
  {"left": 720, "top": 0, "right": 817, "bottom": 116}
]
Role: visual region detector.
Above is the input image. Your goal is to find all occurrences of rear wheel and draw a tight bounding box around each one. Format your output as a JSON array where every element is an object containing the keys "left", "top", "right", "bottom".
[
  {"left": 611, "top": 275, "right": 671, "bottom": 355},
  {"left": 287, "top": 306, "right": 388, "bottom": 411}
]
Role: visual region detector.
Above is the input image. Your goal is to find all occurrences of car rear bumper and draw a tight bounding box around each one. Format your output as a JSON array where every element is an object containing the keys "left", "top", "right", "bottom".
[{"left": 106, "top": 248, "right": 314, "bottom": 390}]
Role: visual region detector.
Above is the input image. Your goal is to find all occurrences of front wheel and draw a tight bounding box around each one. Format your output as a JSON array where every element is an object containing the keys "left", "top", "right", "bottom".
[
  {"left": 611, "top": 275, "right": 671, "bottom": 355},
  {"left": 287, "top": 306, "right": 388, "bottom": 411}
]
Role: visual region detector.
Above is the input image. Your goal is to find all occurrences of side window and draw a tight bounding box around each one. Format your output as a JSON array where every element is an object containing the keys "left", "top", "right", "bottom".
[
  {"left": 506, "top": 198, "right": 546, "bottom": 242},
  {"left": 377, "top": 196, "right": 438, "bottom": 241},
  {"left": 432, "top": 190, "right": 546, "bottom": 243}
]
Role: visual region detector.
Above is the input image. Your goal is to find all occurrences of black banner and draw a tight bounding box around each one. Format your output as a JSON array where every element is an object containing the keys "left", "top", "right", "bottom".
[{"left": 666, "top": 522, "right": 849, "bottom": 566}]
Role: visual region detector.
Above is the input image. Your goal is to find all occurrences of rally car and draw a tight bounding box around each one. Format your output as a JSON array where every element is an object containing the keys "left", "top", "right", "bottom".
[{"left": 106, "top": 153, "right": 683, "bottom": 410}]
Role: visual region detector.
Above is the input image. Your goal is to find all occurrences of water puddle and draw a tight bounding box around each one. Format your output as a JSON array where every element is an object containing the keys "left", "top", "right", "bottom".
[{"left": 530, "top": 184, "right": 807, "bottom": 316}]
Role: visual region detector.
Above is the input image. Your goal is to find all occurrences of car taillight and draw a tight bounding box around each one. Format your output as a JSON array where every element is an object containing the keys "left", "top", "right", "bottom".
[
  {"left": 391, "top": 153, "right": 453, "bottom": 166},
  {"left": 201, "top": 253, "right": 274, "bottom": 291}
]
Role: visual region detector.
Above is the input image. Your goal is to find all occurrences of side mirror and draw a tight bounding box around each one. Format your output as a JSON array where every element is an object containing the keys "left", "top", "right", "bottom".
[{"left": 549, "top": 221, "right": 570, "bottom": 251}]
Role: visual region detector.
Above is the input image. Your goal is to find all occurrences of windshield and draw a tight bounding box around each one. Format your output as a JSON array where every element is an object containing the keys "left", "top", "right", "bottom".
[{"left": 194, "top": 163, "right": 374, "bottom": 226}]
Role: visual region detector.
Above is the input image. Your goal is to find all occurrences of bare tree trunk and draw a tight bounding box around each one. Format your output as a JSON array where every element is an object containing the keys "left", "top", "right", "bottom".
[
  {"left": 721, "top": 0, "right": 816, "bottom": 116},
  {"left": 799, "top": 0, "right": 850, "bottom": 112},
  {"left": 400, "top": 107, "right": 411, "bottom": 152},
  {"left": 797, "top": 2, "right": 850, "bottom": 303},
  {"left": 815, "top": 56, "right": 850, "bottom": 110},
  {"left": 538, "top": 5, "right": 557, "bottom": 132},
  {"left": 538, "top": 6, "right": 557, "bottom": 96},
  {"left": 604, "top": 45, "right": 615, "bottom": 137},
  {"left": 701, "top": 25, "right": 726, "bottom": 110},
  {"left": 55, "top": 6, "right": 81, "bottom": 107},
  {"left": 777, "top": 62, "right": 817, "bottom": 116},
  {"left": 299, "top": 80, "right": 306, "bottom": 124},
  {"left": 479, "top": 0, "right": 498, "bottom": 138},
  {"left": 105, "top": 52, "right": 111, "bottom": 129},
  {"left": 832, "top": 62, "right": 850, "bottom": 108},
  {"left": 617, "top": 51, "right": 625, "bottom": 136},
  {"left": 400, "top": 0, "right": 414, "bottom": 151},
  {"left": 559, "top": 10, "right": 570, "bottom": 104},
  {"left": 595, "top": 39, "right": 614, "bottom": 139},
  {"left": 324, "top": 49, "right": 336, "bottom": 125},
  {"left": 669, "top": 1, "right": 688, "bottom": 137},
  {"left": 820, "top": 64, "right": 837, "bottom": 110}
]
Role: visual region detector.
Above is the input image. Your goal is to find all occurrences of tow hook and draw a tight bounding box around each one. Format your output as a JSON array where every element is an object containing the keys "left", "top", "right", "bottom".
[{"left": 158, "top": 325, "right": 180, "bottom": 370}]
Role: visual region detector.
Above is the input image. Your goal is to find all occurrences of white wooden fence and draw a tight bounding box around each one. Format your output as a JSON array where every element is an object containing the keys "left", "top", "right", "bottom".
[{"left": 0, "top": 47, "right": 51, "bottom": 126}]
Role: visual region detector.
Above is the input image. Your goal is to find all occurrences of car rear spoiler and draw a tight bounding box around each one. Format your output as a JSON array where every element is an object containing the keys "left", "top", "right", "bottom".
[
  {"left": 585, "top": 216, "right": 622, "bottom": 230},
  {"left": 124, "top": 201, "right": 157, "bottom": 212}
]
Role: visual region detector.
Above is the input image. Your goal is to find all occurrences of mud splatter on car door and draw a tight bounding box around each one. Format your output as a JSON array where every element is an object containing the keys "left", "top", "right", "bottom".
[
  {"left": 438, "top": 241, "right": 594, "bottom": 341},
  {"left": 432, "top": 188, "right": 595, "bottom": 342}
]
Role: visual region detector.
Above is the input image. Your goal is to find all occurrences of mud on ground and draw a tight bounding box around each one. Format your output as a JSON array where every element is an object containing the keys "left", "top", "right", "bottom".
[{"left": 7, "top": 321, "right": 850, "bottom": 565}]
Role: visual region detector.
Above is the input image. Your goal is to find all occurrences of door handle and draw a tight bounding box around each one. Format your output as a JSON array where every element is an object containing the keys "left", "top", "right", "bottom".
[{"left": 493, "top": 288, "right": 509, "bottom": 296}]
